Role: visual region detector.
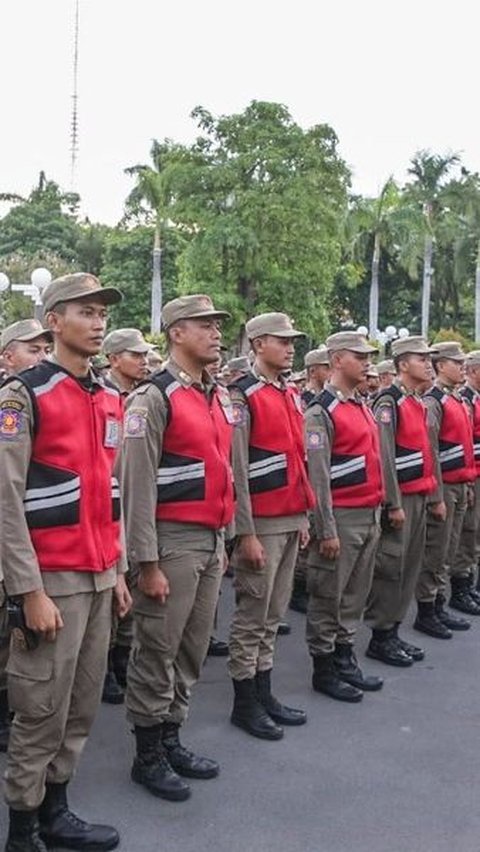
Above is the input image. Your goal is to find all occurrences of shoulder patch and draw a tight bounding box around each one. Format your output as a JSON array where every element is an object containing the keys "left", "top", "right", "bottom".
[
  {"left": 306, "top": 429, "right": 325, "bottom": 450},
  {"left": 378, "top": 407, "right": 392, "bottom": 424},
  {"left": 124, "top": 407, "right": 148, "bottom": 438},
  {"left": 0, "top": 403, "right": 25, "bottom": 440},
  {"left": 231, "top": 401, "right": 248, "bottom": 427}
]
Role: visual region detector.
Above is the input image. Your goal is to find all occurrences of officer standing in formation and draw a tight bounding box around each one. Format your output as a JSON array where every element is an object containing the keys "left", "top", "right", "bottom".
[
  {"left": 304, "top": 331, "right": 384, "bottom": 702},
  {"left": 228, "top": 313, "right": 314, "bottom": 740},
  {"left": 122, "top": 295, "right": 234, "bottom": 802},
  {"left": 415, "top": 342, "right": 477, "bottom": 638},
  {"left": 454, "top": 351, "right": 480, "bottom": 597},
  {"left": 365, "top": 337, "right": 438, "bottom": 665},
  {"left": 376, "top": 359, "right": 396, "bottom": 389},
  {"left": 0, "top": 274, "right": 131, "bottom": 852}
]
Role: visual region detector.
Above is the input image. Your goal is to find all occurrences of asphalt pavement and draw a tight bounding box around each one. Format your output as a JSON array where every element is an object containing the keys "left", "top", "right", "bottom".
[{"left": 1, "top": 577, "right": 480, "bottom": 852}]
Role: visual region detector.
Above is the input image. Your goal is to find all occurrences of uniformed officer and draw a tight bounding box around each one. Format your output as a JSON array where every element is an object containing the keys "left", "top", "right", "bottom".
[
  {"left": 122, "top": 294, "right": 234, "bottom": 803},
  {"left": 0, "top": 321, "right": 54, "bottom": 755},
  {"left": 146, "top": 348, "right": 163, "bottom": 373},
  {"left": 365, "top": 337, "right": 438, "bottom": 666},
  {"left": 0, "top": 320, "right": 52, "bottom": 376},
  {"left": 415, "top": 341, "right": 477, "bottom": 639},
  {"left": 305, "top": 331, "right": 384, "bottom": 702},
  {"left": 228, "top": 312, "right": 314, "bottom": 740},
  {"left": 452, "top": 351, "right": 480, "bottom": 602},
  {"left": 100, "top": 329, "right": 153, "bottom": 704},
  {"left": 366, "top": 366, "right": 380, "bottom": 397},
  {"left": 227, "top": 355, "right": 251, "bottom": 383},
  {"left": 0, "top": 273, "right": 131, "bottom": 852},
  {"left": 377, "top": 359, "right": 396, "bottom": 389},
  {"left": 301, "top": 346, "right": 330, "bottom": 410}
]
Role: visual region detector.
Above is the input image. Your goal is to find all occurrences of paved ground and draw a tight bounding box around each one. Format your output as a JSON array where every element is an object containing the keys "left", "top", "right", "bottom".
[{"left": 2, "top": 577, "right": 480, "bottom": 852}]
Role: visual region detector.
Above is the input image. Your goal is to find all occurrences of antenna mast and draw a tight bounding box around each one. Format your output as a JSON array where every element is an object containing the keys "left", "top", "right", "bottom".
[{"left": 70, "top": 0, "right": 80, "bottom": 189}]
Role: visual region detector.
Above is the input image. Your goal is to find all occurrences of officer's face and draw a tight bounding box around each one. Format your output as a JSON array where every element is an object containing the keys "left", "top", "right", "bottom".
[
  {"left": 467, "top": 365, "right": 480, "bottom": 391},
  {"left": 438, "top": 357, "right": 465, "bottom": 386},
  {"left": 336, "top": 350, "right": 369, "bottom": 384},
  {"left": 3, "top": 337, "right": 51, "bottom": 374},
  {"left": 310, "top": 364, "right": 330, "bottom": 387},
  {"left": 255, "top": 336, "right": 295, "bottom": 371},
  {"left": 110, "top": 350, "right": 149, "bottom": 381},
  {"left": 405, "top": 353, "right": 432, "bottom": 384},
  {"left": 379, "top": 372, "right": 395, "bottom": 388},
  {"left": 172, "top": 318, "right": 222, "bottom": 365},
  {"left": 48, "top": 299, "right": 108, "bottom": 356}
]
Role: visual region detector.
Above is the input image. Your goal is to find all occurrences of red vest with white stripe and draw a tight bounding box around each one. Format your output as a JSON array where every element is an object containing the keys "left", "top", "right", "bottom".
[
  {"left": 426, "top": 386, "right": 475, "bottom": 483},
  {"left": 151, "top": 370, "right": 234, "bottom": 529},
  {"left": 374, "top": 386, "right": 436, "bottom": 495},
  {"left": 317, "top": 389, "right": 384, "bottom": 508},
  {"left": 233, "top": 374, "right": 315, "bottom": 517},
  {"left": 17, "top": 361, "right": 123, "bottom": 572},
  {"left": 459, "top": 384, "right": 480, "bottom": 477}
]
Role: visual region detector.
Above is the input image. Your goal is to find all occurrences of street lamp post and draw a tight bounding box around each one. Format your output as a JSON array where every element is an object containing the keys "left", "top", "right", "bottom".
[{"left": 0, "top": 267, "right": 52, "bottom": 323}]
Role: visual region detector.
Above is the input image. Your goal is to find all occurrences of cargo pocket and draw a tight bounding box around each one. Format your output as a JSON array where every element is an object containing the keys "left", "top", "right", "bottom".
[
  {"left": 233, "top": 568, "right": 266, "bottom": 601},
  {"left": 307, "top": 560, "right": 338, "bottom": 601},
  {"left": 375, "top": 532, "right": 403, "bottom": 582},
  {"left": 7, "top": 640, "right": 55, "bottom": 718}
]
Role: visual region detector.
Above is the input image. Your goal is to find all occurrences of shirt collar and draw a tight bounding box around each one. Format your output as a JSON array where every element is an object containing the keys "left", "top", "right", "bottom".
[
  {"left": 251, "top": 362, "right": 288, "bottom": 389},
  {"left": 165, "top": 357, "right": 216, "bottom": 393},
  {"left": 325, "top": 381, "right": 356, "bottom": 402}
]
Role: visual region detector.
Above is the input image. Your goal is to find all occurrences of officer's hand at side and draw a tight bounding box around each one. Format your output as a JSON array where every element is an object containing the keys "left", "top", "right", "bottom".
[
  {"left": 299, "top": 528, "right": 310, "bottom": 550},
  {"left": 388, "top": 507, "right": 405, "bottom": 529},
  {"left": 429, "top": 500, "right": 447, "bottom": 522},
  {"left": 114, "top": 575, "right": 132, "bottom": 619},
  {"left": 23, "top": 590, "right": 64, "bottom": 642},
  {"left": 320, "top": 537, "right": 340, "bottom": 560},
  {"left": 238, "top": 535, "right": 266, "bottom": 570},
  {"left": 138, "top": 562, "right": 170, "bottom": 604}
]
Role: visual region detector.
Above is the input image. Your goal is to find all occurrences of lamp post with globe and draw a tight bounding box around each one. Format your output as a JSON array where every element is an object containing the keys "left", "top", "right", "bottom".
[
  {"left": 0, "top": 267, "right": 52, "bottom": 324},
  {"left": 357, "top": 324, "right": 409, "bottom": 356}
]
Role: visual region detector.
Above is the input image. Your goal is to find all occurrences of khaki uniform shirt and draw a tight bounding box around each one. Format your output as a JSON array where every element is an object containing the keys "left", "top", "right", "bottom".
[
  {"left": 422, "top": 379, "right": 470, "bottom": 504},
  {"left": 122, "top": 358, "right": 223, "bottom": 561},
  {"left": 0, "top": 360, "right": 126, "bottom": 598},
  {"left": 229, "top": 364, "right": 307, "bottom": 537},
  {"left": 372, "top": 379, "right": 414, "bottom": 510}
]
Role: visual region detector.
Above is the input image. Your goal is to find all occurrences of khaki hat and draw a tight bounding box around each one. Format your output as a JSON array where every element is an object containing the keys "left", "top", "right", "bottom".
[
  {"left": 391, "top": 336, "right": 438, "bottom": 358},
  {"left": 161, "top": 294, "right": 230, "bottom": 330},
  {"left": 465, "top": 350, "right": 480, "bottom": 367},
  {"left": 326, "top": 331, "right": 379, "bottom": 354},
  {"left": 1, "top": 319, "right": 52, "bottom": 351},
  {"left": 375, "top": 359, "right": 396, "bottom": 375},
  {"left": 228, "top": 356, "right": 251, "bottom": 373},
  {"left": 42, "top": 273, "right": 122, "bottom": 312},
  {"left": 366, "top": 367, "right": 379, "bottom": 378},
  {"left": 290, "top": 370, "right": 307, "bottom": 382},
  {"left": 246, "top": 312, "right": 304, "bottom": 340},
  {"left": 305, "top": 346, "right": 330, "bottom": 367},
  {"left": 431, "top": 341, "right": 466, "bottom": 362},
  {"left": 103, "top": 328, "right": 152, "bottom": 355}
]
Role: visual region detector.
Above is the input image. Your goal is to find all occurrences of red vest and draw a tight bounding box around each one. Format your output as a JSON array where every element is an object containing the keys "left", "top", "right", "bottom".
[
  {"left": 234, "top": 374, "right": 315, "bottom": 517},
  {"left": 152, "top": 371, "right": 234, "bottom": 529},
  {"left": 374, "top": 386, "right": 436, "bottom": 496},
  {"left": 318, "top": 389, "right": 384, "bottom": 508},
  {"left": 427, "top": 386, "right": 475, "bottom": 483},
  {"left": 18, "top": 362, "right": 123, "bottom": 572},
  {"left": 460, "top": 385, "right": 480, "bottom": 478}
]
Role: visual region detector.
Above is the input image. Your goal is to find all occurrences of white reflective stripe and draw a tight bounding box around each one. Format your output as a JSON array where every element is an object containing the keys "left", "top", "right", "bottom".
[
  {"left": 165, "top": 381, "right": 181, "bottom": 399},
  {"left": 24, "top": 489, "right": 80, "bottom": 512},
  {"left": 249, "top": 460, "right": 288, "bottom": 480},
  {"left": 157, "top": 462, "right": 205, "bottom": 485},
  {"left": 327, "top": 398, "right": 339, "bottom": 413},
  {"left": 24, "top": 476, "right": 81, "bottom": 501},
  {"left": 330, "top": 455, "right": 366, "bottom": 478},
  {"left": 32, "top": 372, "right": 70, "bottom": 397},
  {"left": 244, "top": 381, "right": 264, "bottom": 397},
  {"left": 439, "top": 446, "right": 464, "bottom": 461},
  {"left": 111, "top": 489, "right": 120, "bottom": 498},
  {"left": 395, "top": 451, "right": 423, "bottom": 470},
  {"left": 249, "top": 454, "right": 287, "bottom": 473},
  {"left": 104, "top": 385, "right": 119, "bottom": 397}
]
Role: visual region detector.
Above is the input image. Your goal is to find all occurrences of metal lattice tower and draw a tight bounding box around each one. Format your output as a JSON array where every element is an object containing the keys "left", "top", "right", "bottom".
[{"left": 70, "top": 0, "right": 80, "bottom": 189}]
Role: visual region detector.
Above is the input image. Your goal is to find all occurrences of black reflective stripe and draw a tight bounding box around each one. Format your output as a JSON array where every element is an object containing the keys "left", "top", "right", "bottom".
[
  {"left": 24, "top": 460, "right": 80, "bottom": 530},
  {"left": 330, "top": 453, "right": 367, "bottom": 488},
  {"left": 438, "top": 440, "right": 465, "bottom": 472},
  {"left": 395, "top": 445, "right": 425, "bottom": 483},
  {"left": 247, "top": 445, "right": 288, "bottom": 494},
  {"left": 156, "top": 451, "right": 205, "bottom": 503}
]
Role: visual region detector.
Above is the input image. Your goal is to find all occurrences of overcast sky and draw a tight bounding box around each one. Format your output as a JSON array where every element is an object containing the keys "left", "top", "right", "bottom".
[{"left": 1, "top": 0, "right": 478, "bottom": 224}]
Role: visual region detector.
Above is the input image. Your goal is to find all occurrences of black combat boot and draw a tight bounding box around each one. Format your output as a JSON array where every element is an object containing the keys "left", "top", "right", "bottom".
[
  {"left": 414, "top": 601, "right": 453, "bottom": 639},
  {"left": 230, "top": 678, "right": 284, "bottom": 740},
  {"left": 255, "top": 669, "right": 307, "bottom": 725},
  {"left": 334, "top": 643, "right": 383, "bottom": 690},
  {"left": 277, "top": 621, "right": 291, "bottom": 636},
  {"left": 467, "top": 574, "right": 480, "bottom": 605},
  {"left": 162, "top": 722, "right": 219, "bottom": 779},
  {"left": 131, "top": 725, "right": 191, "bottom": 801},
  {"left": 449, "top": 576, "right": 480, "bottom": 615},
  {"left": 436, "top": 593, "right": 471, "bottom": 630},
  {"left": 39, "top": 781, "right": 119, "bottom": 850},
  {"left": 207, "top": 636, "right": 229, "bottom": 657},
  {"left": 289, "top": 577, "right": 308, "bottom": 614},
  {"left": 366, "top": 628, "right": 414, "bottom": 667},
  {"left": 0, "top": 689, "right": 11, "bottom": 752},
  {"left": 110, "top": 644, "right": 130, "bottom": 689},
  {"left": 311, "top": 654, "right": 363, "bottom": 703},
  {"left": 392, "top": 623, "right": 425, "bottom": 661},
  {"left": 5, "top": 809, "right": 47, "bottom": 852},
  {"left": 101, "top": 652, "right": 124, "bottom": 705}
]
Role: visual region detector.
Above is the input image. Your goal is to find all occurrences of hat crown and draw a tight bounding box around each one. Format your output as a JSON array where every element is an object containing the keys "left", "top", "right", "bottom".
[
  {"left": 1, "top": 318, "right": 51, "bottom": 350},
  {"left": 245, "top": 312, "right": 303, "bottom": 339},
  {"left": 161, "top": 294, "right": 229, "bottom": 329}
]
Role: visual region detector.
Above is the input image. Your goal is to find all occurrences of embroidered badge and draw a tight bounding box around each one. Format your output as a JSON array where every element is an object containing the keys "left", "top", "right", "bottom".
[
  {"left": 379, "top": 408, "right": 392, "bottom": 424},
  {"left": 306, "top": 430, "right": 324, "bottom": 450},
  {"left": 0, "top": 407, "right": 23, "bottom": 440},
  {"left": 124, "top": 408, "right": 148, "bottom": 438},
  {"left": 231, "top": 403, "right": 247, "bottom": 427},
  {"left": 104, "top": 419, "right": 120, "bottom": 448}
]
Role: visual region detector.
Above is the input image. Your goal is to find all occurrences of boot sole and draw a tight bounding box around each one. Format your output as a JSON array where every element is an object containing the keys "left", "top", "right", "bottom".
[
  {"left": 268, "top": 713, "right": 307, "bottom": 726},
  {"left": 312, "top": 685, "right": 363, "bottom": 703},
  {"left": 413, "top": 623, "right": 452, "bottom": 639},
  {"left": 168, "top": 764, "right": 219, "bottom": 779},
  {"left": 131, "top": 769, "right": 191, "bottom": 801},
  {"left": 40, "top": 832, "right": 120, "bottom": 851},
  {"left": 366, "top": 649, "right": 413, "bottom": 668},
  {"left": 339, "top": 677, "right": 384, "bottom": 692},
  {"left": 230, "top": 716, "right": 284, "bottom": 740}
]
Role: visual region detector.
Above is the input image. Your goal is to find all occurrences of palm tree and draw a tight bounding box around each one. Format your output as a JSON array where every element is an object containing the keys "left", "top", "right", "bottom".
[{"left": 405, "top": 151, "right": 460, "bottom": 337}]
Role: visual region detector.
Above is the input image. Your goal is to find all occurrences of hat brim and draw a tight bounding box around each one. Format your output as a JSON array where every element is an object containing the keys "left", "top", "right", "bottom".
[
  {"left": 397, "top": 347, "right": 438, "bottom": 356},
  {"left": 15, "top": 329, "right": 53, "bottom": 344},
  {"left": 163, "top": 309, "right": 231, "bottom": 329},
  {"left": 332, "top": 344, "right": 379, "bottom": 355},
  {"left": 250, "top": 329, "right": 305, "bottom": 339},
  {"left": 44, "top": 286, "right": 122, "bottom": 311}
]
